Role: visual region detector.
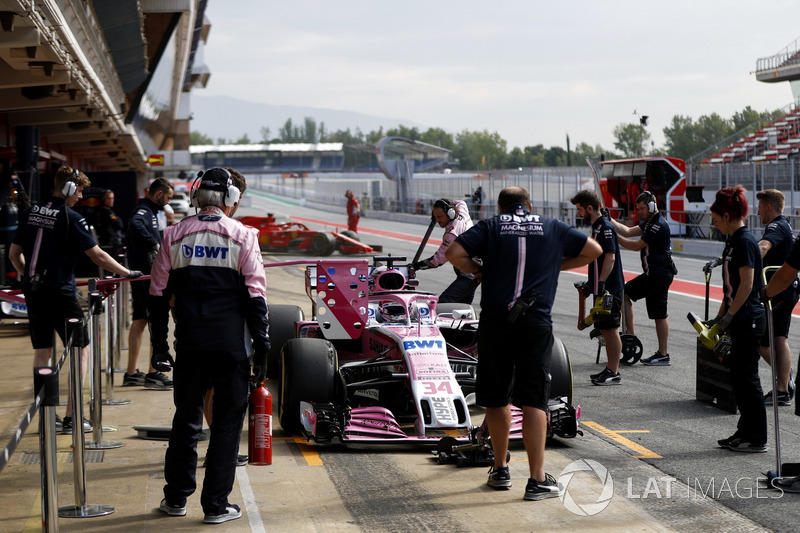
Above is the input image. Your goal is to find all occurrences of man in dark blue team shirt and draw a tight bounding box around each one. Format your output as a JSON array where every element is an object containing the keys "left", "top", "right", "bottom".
[
  {"left": 447, "top": 186, "right": 601, "bottom": 501},
  {"left": 756, "top": 189, "right": 797, "bottom": 406},
  {"left": 609, "top": 191, "right": 675, "bottom": 366},
  {"left": 9, "top": 166, "right": 140, "bottom": 433},
  {"left": 571, "top": 190, "right": 624, "bottom": 385}
]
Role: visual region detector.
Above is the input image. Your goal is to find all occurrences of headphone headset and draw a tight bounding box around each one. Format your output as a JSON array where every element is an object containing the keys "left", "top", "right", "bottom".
[
  {"left": 61, "top": 168, "right": 79, "bottom": 197},
  {"left": 642, "top": 190, "right": 657, "bottom": 213},
  {"left": 191, "top": 167, "right": 241, "bottom": 208},
  {"left": 434, "top": 199, "right": 456, "bottom": 221}
]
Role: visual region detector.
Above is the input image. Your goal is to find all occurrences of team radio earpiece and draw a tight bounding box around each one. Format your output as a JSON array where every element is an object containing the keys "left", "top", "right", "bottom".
[
  {"left": 434, "top": 199, "right": 456, "bottom": 221},
  {"left": 643, "top": 190, "right": 657, "bottom": 213},
  {"left": 62, "top": 168, "right": 79, "bottom": 197},
  {"left": 191, "top": 167, "right": 241, "bottom": 208}
]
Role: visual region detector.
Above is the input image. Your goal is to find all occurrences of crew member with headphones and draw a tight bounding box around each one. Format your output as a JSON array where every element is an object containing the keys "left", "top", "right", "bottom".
[
  {"left": 9, "top": 165, "right": 142, "bottom": 434},
  {"left": 148, "top": 167, "right": 269, "bottom": 524},
  {"left": 609, "top": 189, "right": 676, "bottom": 366},
  {"left": 412, "top": 197, "right": 478, "bottom": 304}
]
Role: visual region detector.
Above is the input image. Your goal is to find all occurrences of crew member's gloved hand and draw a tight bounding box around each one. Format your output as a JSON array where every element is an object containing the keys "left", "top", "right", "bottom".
[
  {"left": 151, "top": 351, "right": 175, "bottom": 373},
  {"left": 600, "top": 207, "right": 611, "bottom": 220},
  {"left": 703, "top": 315, "right": 722, "bottom": 328},
  {"left": 412, "top": 260, "right": 429, "bottom": 271},
  {"left": 127, "top": 269, "right": 143, "bottom": 279},
  {"left": 596, "top": 281, "right": 605, "bottom": 296},
  {"left": 703, "top": 257, "right": 722, "bottom": 274},
  {"left": 147, "top": 243, "right": 160, "bottom": 266},
  {"left": 252, "top": 350, "right": 268, "bottom": 383},
  {"left": 719, "top": 311, "right": 734, "bottom": 331}
]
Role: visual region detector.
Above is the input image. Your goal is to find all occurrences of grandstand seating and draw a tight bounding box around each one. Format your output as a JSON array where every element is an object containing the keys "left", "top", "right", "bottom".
[{"left": 703, "top": 107, "right": 800, "bottom": 164}]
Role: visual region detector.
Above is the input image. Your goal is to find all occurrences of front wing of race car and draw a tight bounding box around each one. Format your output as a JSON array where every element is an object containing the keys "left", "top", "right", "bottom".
[{"left": 298, "top": 396, "right": 581, "bottom": 445}]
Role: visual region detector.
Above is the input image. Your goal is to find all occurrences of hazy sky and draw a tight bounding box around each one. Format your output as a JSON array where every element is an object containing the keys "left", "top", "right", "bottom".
[{"left": 202, "top": 1, "right": 799, "bottom": 153}]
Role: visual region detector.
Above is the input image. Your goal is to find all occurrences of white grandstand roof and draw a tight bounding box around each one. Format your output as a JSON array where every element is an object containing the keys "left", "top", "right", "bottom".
[{"left": 190, "top": 143, "right": 344, "bottom": 153}]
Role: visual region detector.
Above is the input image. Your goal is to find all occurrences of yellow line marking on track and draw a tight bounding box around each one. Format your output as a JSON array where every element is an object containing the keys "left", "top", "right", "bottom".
[
  {"left": 292, "top": 436, "right": 324, "bottom": 466},
  {"left": 614, "top": 430, "right": 651, "bottom": 433},
  {"left": 581, "top": 421, "right": 662, "bottom": 459}
]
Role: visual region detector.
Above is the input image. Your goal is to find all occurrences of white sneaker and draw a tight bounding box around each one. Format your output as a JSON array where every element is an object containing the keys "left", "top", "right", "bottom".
[{"left": 203, "top": 503, "right": 241, "bottom": 524}]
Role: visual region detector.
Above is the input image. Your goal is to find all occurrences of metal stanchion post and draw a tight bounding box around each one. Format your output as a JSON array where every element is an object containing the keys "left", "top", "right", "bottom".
[
  {"left": 103, "top": 285, "right": 130, "bottom": 406},
  {"left": 86, "top": 290, "right": 123, "bottom": 450},
  {"left": 113, "top": 278, "right": 125, "bottom": 372},
  {"left": 35, "top": 366, "right": 60, "bottom": 533},
  {"left": 58, "top": 318, "right": 114, "bottom": 518}
]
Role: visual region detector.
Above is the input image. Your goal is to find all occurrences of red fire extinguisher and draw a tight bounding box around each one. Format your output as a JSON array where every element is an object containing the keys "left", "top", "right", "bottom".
[{"left": 248, "top": 381, "right": 272, "bottom": 465}]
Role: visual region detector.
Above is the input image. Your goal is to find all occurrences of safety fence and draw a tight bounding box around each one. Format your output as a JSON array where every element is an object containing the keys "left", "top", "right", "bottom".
[
  {"left": 0, "top": 277, "right": 132, "bottom": 531},
  {"left": 246, "top": 170, "right": 800, "bottom": 243}
]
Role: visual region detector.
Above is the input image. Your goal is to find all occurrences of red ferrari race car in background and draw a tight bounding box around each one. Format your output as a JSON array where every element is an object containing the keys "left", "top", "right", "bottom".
[
  {"left": 238, "top": 214, "right": 381, "bottom": 255},
  {"left": 264, "top": 255, "right": 580, "bottom": 459}
]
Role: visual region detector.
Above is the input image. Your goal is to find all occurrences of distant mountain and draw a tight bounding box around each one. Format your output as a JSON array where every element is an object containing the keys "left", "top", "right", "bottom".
[{"left": 189, "top": 94, "right": 429, "bottom": 143}]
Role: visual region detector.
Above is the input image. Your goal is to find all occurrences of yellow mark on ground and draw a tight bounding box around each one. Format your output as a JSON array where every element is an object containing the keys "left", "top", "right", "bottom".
[
  {"left": 581, "top": 421, "right": 662, "bottom": 459},
  {"left": 614, "top": 430, "right": 651, "bottom": 434},
  {"left": 292, "top": 436, "right": 324, "bottom": 466}
]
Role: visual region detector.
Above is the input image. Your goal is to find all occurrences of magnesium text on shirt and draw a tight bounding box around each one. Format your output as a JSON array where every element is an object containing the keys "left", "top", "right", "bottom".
[{"left": 498, "top": 213, "right": 544, "bottom": 236}]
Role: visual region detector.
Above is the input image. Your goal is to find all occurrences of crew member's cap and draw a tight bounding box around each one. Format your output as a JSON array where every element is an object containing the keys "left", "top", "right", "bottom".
[{"left": 197, "top": 167, "right": 231, "bottom": 192}]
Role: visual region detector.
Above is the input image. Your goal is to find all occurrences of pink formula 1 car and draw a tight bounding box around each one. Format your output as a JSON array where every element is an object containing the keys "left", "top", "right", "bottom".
[{"left": 266, "top": 255, "right": 579, "bottom": 448}]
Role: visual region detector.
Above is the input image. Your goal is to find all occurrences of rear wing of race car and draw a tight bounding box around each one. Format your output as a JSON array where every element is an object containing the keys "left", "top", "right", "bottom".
[{"left": 304, "top": 259, "right": 370, "bottom": 340}]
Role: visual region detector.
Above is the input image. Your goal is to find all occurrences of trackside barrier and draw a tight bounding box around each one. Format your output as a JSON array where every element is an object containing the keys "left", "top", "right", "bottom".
[
  {"left": 99, "top": 278, "right": 129, "bottom": 406},
  {"left": 58, "top": 318, "right": 114, "bottom": 518},
  {"left": 85, "top": 286, "right": 122, "bottom": 450}
]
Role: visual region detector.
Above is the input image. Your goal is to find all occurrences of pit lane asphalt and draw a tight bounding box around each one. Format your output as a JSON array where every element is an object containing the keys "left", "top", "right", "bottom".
[{"left": 0, "top": 194, "right": 788, "bottom": 532}]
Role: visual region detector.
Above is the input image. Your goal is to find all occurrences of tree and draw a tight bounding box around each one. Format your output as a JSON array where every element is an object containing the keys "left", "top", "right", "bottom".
[
  {"left": 233, "top": 133, "right": 251, "bottom": 144},
  {"left": 694, "top": 113, "right": 731, "bottom": 151},
  {"left": 454, "top": 129, "right": 507, "bottom": 169},
  {"left": 190, "top": 131, "right": 214, "bottom": 145},
  {"left": 544, "top": 146, "right": 567, "bottom": 167},
  {"left": 259, "top": 126, "right": 272, "bottom": 143},
  {"left": 419, "top": 127, "right": 455, "bottom": 151},
  {"left": 613, "top": 123, "right": 650, "bottom": 157},
  {"left": 385, "top": 124, "right": 421, "bottom": 141},
  {"left": 663, "top": 115, "right": 699, "bottom": 160},
  {"left": 303, "top": 117, "right": 318, "bottom": 143}
]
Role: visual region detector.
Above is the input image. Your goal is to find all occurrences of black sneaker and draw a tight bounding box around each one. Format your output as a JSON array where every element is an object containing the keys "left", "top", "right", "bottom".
[
  {"left": 641, "top": 352, "right": 671, "bottom": 366},
  {"left": 717, "top": 434, "right": 738, "bottom": 448},
  {"left": 203, "top": 503, "right": 242, "bottom": 524},
  {"left": 524, "top": 473, "right": 564, "bottom": 501},
  {"left": 237, "top": 454, "right": 249, "bottom": 467},
  {"left": 144, "top": 372, "right": 173, "bottom": 390},
  {"left": 123, "top": 370, "right": 146, "bottom": 386},
  {"left": 159, "top": 498, "right": 187, "bottom": 516},
  {"left": 727, "top": 438, "right": 767, "bottom": 453},
  {"left": 773, "top": 475, "right": 800, "bottom": 493},
  {"left": 591, "top": 367, "right": 621, "bottom": 386},
  {"left": 55, "top": 415, "right": 63, "bottom": 433},
  {"left": 61, "top": 416, "right": 92, "bottom": 434},
  {"left": 487, "top": 466, "right": 512, "bottom": 489},
  {"left": 764, "top": 390, "right": 791, "bottom": 406}
]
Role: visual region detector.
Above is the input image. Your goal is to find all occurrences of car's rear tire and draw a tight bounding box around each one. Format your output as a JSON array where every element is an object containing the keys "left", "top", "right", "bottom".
[
  {"left": 310, "top": 232, "right": 336, "bottom": 256},
  {"left": 550, "top": 337, "right": 573, "bottom": 404},
  {"left": 279, "top": 338, "right": 337, "bottom": 434},
  {"left": 266, "top": 304, "right": 304, "bottom": 379}
]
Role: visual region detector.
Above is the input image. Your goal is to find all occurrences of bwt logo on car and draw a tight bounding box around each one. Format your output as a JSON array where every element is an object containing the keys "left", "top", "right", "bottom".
[
  {"left": 402, "top": 339, "right": 444, "bottom": 351},
  {"left": 182, "top": 244, "right": 229, "bottom": 259}
]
